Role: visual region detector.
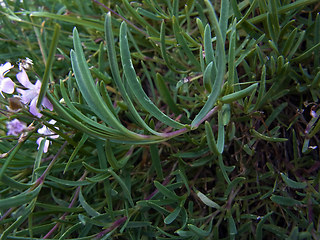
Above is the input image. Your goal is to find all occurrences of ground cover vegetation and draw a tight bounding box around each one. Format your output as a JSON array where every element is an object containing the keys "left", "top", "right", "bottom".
[{"left": 0, "top": 0, "right": 320, "bottom": 239}]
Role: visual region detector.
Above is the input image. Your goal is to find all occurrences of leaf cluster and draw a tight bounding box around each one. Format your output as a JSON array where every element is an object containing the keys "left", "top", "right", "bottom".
[{"left": 0, "top": 0, "right": 320, "bottom": 239}]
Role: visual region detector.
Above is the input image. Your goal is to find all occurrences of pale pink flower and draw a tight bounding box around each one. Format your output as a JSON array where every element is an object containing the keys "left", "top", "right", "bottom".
[
  {"left": 6, "top": 119, "right": 27, "bottom": 136},
  {"left": 16, "top": 69, "right": 53, "bottom": 118},
  {"left": 36, "top": 120, "right": 59, "bottom": 153},
  {"left": 0, "top": 62, "right": 15, "bottom": 97}
]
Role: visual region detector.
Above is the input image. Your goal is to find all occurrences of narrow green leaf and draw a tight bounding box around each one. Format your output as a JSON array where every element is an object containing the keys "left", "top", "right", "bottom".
[
  {"left": 37, "top": 23, "right": 60, "bottom": 109},
  {"left": 314, "top": 13, "right": 320, "bottom": 67},
  {"left": 119, "top": 22, "right": 184, "bottom": 130},
  {"left": 219, "top": 0, "right": 229, "bottom": 41},
  {"left": 250, "top": 129, "right": 288, "bottom": 142},
  {"left": 71, "top": 28, "right": 139, "bottom": 137},
  {"left": 221, "top": 104, "right": 231, "bottom": 125},
  {"left": 126, "top": 221, "right": 152, "bottom": 228},
  {"left": 287, "top": 227, "right": 299, "bottom": 240},
  {"left": 311, "top": 70, "right": 320, "bottom": 88},
  {"left": 177, "top": 168, "right": 190, "bottom": 195},
  {"left": 137, "top": 7, "right": 161, "bottom": 20},
  {"left": 0, "top": 185, "right": 41, "bottom": 211},
  {"left": 192, "top": 0, "right": 226, "bottom": 127},
  {"left": 218, "top": 154, "right": 231, "bottom": 184},
  {"left": 160, "top": 21, "right": 188, "bottom": 73},
  {"left": 181, "top": 31, "right": 202, "bottom": 48},
  {"left": 47, "top": 176, "right": 90, "bottom": 186},
  {"left": 64, "top": 134, "right": 88, "bottom": 173},
  {"left": 280, "top": 173, "right": 307, "bottom": 189},
  {"left": 282, "top": 28, "right": 297, "bottom": 57},
  {"left": 256, "top": 212, "right": 273, "bottom": 240},
  {"left": 172, "top": 0, "right": 179, "bottom": 17},
  {"left": 278, "top": 19, "right": 295, "bottom": 40},
  {"left": 220, "top": 83, "right": 258, "bottom": 103},
  {"left": 307, "top": 112, "right": 320, "bottom": 138},
  {"left": 235, "top": 35, "right": 265, "bottom": 67},
  {"left": 235, "top": 0, "right": 259, "bottom": 28},
  {"left": 108, "top": 169, "right": 134, "bottom": 207},
  {"left": 217, "top": 110, "right": 225, "bottom": 154},
  {"left": 59, "top": 80, "right": 122, "bottom": 138},
  {"left": 268, "top": 0, "right": 280, "bottom": 41},
  {"left": 185, "top": 0, "right": 195, "bottom": 11},
  {"left": 58, "top": 223, "right": 82, "bottom": 239},
  {"left": 143, "top": 201, "right": 171, "bottom": 215},
  {"left": 164, "top": 206, "right": 181, "bottom": 224},
  {"left": 157, "top": 228, "right": 183, "bottom": 239},
  {"left": 86, "top": 172, "right": 111, "bottom": 183},
  {"left": 270, "top": 195, "right": 301, "bottom": 206},
  {"left": 227, "top": 19, "right": 237, "bottom": 91},
  {"left": 79, "top": 189, "right": 100, "bottom": 217},
  {"left": 122, "top": 0, "right": 158, "bottom": 35},
  {"left": 196, "top": 18, "right": 205, "bottom": 38},
  {"left": 154, "top": 73, "right": 181, "bottom": 115},
  {"left": 138, "top": 199, "right": 175, "bottom": 207},
  {"left": 196, "top": 190, "right": 221, "bottom": 209},
  {"left": 145, "top": 0, "right": 168, "bottom": 19},
  {"left": 32, "top": 138, "right": 45, "bottom": 182},
  {"left": 204, "top": 24, "right": 214, "bottom": 65},
  {"left": 172, "top": 16, "right": 201, "bottom": 71},
  {"left": 150, "top": 144, "right": 164, "bottom": 180},
  {"left": 154, "top": 181, "right": 181, "bottom": 201},
  {"left": 203, "top": 61, "right": 213, "bottom": 92},
  {"left": 105, "top": 13, "right": 166, "bottom": 135},
  {"left": 228, "top": 212, "right": 237, "bottom": 236},
  {"left": 30, "top": 11, "right": 104, "bottom": 31},
  {"left": 231, "top": 0, "right": 241, "bottom": 19},
  {"left": 176, "top": 229, "right": 196, "bottom": 237},
  {"left": 268, "top": 39, "right": 280, "bottom": 55},
  {"left": 0, "top": 199, "right": 36, "bottom": 240},
  {"left": 254, "top": 65, "right": 266, "bottom": 110},
  {"left": 188, "top": 219, "right": 213, "bottom": 237},
  {"left": 224, "top": 177, "right": 246, "bottom": 198},
  {"left": 258, "top": 102, "right": 288, "bottom": 131},
  {"left": 0, "top": 174, "right": 32, "bottom": 190},
  {"left": 82, "top": 162, "right": 107, "bottom": 174},
  {"left": 47, "top": 100, "right": 116, "bottom": 140},
  {"left": 141, "top": 61, "right": 156, "bottom": 101},
  {"left": 105, "top": 140, "right": 122, "bottom": 170},
  {"left": 205, "top": 121, "right": 219, "bottom": 155},
  {"left": 292, "top": 42, "right": 320, "bottom": 62},
  {"left": 0, "top": 131, "right": 32, "bottom": 179},
  {"left": 99, "top": 82, "right": 118, "bottom": 119}
]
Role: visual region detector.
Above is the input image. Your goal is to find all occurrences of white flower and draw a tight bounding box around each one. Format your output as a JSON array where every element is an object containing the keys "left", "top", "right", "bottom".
[
  {"left": 16, "top": 69, "right": 53, "bottom": 118},
  {"left": 6, "top": 119, "right": 27, "bottom": 136},
  {"left": 0, "top": 62, "right": 15, "bottom": 97},
  {"left": 18, "top": 57, "right": 33, "bottom": 71},
  {"left": 36, "top": 120, "right": 59, "bottom": 153}
]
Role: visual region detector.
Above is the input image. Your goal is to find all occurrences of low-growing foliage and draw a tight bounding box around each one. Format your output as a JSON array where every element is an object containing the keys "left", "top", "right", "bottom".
[{"left": 0, "top": 0, "right": 319, "bottom": 239}]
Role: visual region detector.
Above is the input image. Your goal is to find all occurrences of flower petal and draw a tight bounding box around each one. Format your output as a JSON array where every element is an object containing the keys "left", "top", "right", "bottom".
[
  {"left": 43, "top": 140, "right": 50, "bottom": 153},
  {"left": 42, "top": 97, "right": 53, "bottom": 111},
  {"left": 36, "top": 137, "right": 43, "bottom": 146},
  {"left": 16, "top": 69, "right": 33, "bottom": 88},
  {"left": 38, "top": 125, "right": 50, "bottom": 135},
  {"left": 6, "top": 119, "right": 26, "bottom": 136},
  {"left": 29, "top": 97, "right": 42, "bottom": 118},
  {"left": 0, "top": 62, "right": 13, "bottom": 77},
  {"left": 34, "top": 80, "right": 42, "bottom": 90},
  {"left": 17, "top": 88, "right": 38, "bottom": 104},
  {"left": 0, "top": 77, "right": 15, "bottom": 94},
  {"left": 37, "top": 137, "right": 50, "bottom": 153},
  {"left": 49, "top": 120, "right": 57, "bottom": 125}
]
